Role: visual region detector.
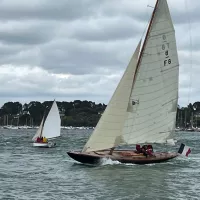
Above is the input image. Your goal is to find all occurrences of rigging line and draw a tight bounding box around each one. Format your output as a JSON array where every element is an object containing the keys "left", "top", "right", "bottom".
[
  {"left": 141, "top": 1, "right": 153, "bottom": 40},
  {"left": 185, "top": 0, "right": 193, "bottom": 105}
]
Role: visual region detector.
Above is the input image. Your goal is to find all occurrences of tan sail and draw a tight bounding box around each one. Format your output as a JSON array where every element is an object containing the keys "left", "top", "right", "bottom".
[
  {"left": 83, "top": 0, "right": 179, "bottom": 152},
  {"left": 122, "top": 0, "right": 179, "bottom": 144},
  {"left": 82, "top": 40, "right": 141, "bottom": 152}
]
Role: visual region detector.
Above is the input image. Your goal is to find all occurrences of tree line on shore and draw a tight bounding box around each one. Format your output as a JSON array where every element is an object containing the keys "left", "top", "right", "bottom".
[
  {"left": 0, "top": 100, "right": 199, "bottom": 127},
  {"left": 0, "top": 100, "right": 106, "bottom": 127},
  {"left": 176, "top": 102, "right": 200, "bottom": 128}
]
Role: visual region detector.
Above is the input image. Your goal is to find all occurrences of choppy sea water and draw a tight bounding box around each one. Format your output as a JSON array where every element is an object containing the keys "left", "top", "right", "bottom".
[{"left": 0, "top": 129, "right": 199, "bottom": 200}]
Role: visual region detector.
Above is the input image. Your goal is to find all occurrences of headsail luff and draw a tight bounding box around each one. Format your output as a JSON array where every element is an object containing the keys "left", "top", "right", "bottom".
[
  {"left": 82, "top": 40, "right": 141, "bottom": 152},
  {"left": 32, "top": 116, "right": 44, "bottom": 141},
  {"left": 122, "top": 0, "right": 179, "bottom": 144}
]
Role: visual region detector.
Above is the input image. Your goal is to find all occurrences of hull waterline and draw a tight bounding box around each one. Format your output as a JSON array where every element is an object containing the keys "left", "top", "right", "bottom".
[
  {"left": 67, "top": 150, "right": 179, "bottom": 165},
  {"left": 33, "top": 142, "right": 56, "bottom": 148}
]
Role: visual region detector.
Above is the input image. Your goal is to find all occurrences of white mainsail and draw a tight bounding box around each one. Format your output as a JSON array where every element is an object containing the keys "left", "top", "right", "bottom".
[
  {"left": 83, "top": 0, "right": 179, "bottom": 152},
  {"left": 122, "top": 0, "right": 179, "bottom": 144},
  {"left": 42, "top": 100, "right": 61, "bottom": 139},
  {"left": 32, "top": 116, "right": 44, "bottom": 141},
  {"left": 83, "top": 40, "right": 141, "bottom": 152}
]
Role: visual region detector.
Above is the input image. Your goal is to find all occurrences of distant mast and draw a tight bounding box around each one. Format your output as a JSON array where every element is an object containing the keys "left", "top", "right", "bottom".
[{"left": 132, "top": 0, "right": 159, "bottom": 87}]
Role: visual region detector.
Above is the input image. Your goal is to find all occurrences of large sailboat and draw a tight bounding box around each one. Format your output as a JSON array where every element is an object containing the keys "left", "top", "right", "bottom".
[
  {"left": 67, "top": 0, "right": 190, "bottom": 164},
  {"left": 32, "top": 100, "right": 61, "bottom": 148}
]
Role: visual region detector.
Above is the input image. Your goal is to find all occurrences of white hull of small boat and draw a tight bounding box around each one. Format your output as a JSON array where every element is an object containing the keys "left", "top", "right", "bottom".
[{"left": 33, "top": 142, "right": 56, "bottom": 148}]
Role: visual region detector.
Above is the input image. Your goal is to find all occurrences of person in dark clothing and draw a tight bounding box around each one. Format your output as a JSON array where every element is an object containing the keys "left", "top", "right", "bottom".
[
  {"left": 36, "top": 137, "right": 41, "bottom": 143},
  {"left": 141, "top": 145, "right": 148, "bottom": 157},
  {"left": 135, "top": 144, "right": 142, "bottom": 153},
  {"left": 142, "top": 145, "right": 148, "bottom": 150},
  {"left": 146, "top": 145, "right": 154, "bottom": 157},
  {"left": 146, "top": 148, "right": 154, "bottom": 156},
  {"left": 147, "top": 144, "right": 153, "bottom": 152}
]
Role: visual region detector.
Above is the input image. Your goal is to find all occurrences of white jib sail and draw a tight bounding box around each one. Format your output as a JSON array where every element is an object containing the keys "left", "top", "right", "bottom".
[
  {"left": 122, "top": 0, "right": 179, "bottom": 144},
  {"left": 82, "top": 40, "right": 141, "bottom": 152},
  {"left": 42, "top": 100, "right": 61, "bottom": 139},
  {"left": 32, "top": 116, "right": 44, "bottom": 141}
]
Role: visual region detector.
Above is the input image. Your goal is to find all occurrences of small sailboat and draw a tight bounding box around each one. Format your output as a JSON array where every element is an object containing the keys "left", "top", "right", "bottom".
[
  {"left": 32, "top": 100, "right": 61, "bottom": 148},
  {"left": 67, "top": 0, "right": 191, "bottom": 164}
]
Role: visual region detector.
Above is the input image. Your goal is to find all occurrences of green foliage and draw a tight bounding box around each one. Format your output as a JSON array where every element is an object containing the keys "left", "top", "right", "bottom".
[
  {"left": 3, "top": 100, "right": 198, "bottom": 128},
  {"left": 0, "top": 100, "right": 106, "bottom": 127},
  {"left": 176, "top": 102, "right": 200, "bottom": 128}
]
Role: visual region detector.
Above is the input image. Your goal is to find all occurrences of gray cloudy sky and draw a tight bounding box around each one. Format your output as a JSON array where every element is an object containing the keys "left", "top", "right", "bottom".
[{"left": 0, "top": 0, "right": 198, "bottom": 107}]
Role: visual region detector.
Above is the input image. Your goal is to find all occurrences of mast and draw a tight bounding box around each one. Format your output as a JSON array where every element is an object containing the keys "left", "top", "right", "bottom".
[
  {"left": 122, "top": 0, "right": 179, "bottom": 144},
  {"left": 196, "top": 115, "right": 197, "bottom": 128},
  {"left": 184, "top": 109, "right": 187, "bottom": 128},
  {"left": 40, "top": 116, "right": 45, "bottom": 137},
  {"left": 29, "top": 117, "right": 31, "bottom": 127},
  {"left": 191, "top": 112, "right": 194, "bottom": 129},
  {"left": 83, "top": 0, "right": 178, "bottom": 151},
  {"left": 180, "top": 110, "right": 183, "bottom": 128},
  {"left": 40, "top": 105, "right": 49, "bottom": 137},
  {"left": 131, "top": 0, "right": 159, "bottom": 88},
  {"left": 119, "top": 0, "right": 160, "bottom": 149},
  {"left": 17, "top": 116, "right": 19, "bottom": 127}
]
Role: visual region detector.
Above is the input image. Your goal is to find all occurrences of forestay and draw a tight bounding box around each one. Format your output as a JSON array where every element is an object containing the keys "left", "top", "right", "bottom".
[
  {"left": 82, "top": 41, "right": 141, "bottom": 152},
  {"left": 122, "top": 0, "right": 179, "bottom": 144},
  {"left": 42, "top": 100, "right": 61, "bottom": 139}
]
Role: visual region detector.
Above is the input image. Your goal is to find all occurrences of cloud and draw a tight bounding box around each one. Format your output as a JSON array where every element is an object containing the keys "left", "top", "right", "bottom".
[
  {"left": 0, "top": 64, "right": 121, "bottom": 105},
  {"left": 0, "top": 0, "right": 198, "bottom": 108},
  {"left": 0, "top": 20, "right": 56, "bottom": 45},
  {"left": 0, "top": 0, "right": 103, "bottom": 21},
  {"left": 67, "top": 17, "right": 143, "bottom": 42}
]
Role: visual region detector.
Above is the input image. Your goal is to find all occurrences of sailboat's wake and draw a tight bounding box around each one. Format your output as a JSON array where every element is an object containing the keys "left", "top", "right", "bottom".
[
  {"left": 100, "top": 158, "right": 121, "bottom": 165},
  {"left": 100, "top": 158, "right": 136, "bottom": 166}
]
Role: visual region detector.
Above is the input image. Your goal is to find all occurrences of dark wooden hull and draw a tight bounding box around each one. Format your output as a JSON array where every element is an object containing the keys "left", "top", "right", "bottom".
[
  {"left": 67, "top": 150, "right": 179, "bottom": 165},
  {"left": 67, "top": 151, "right": 101, "bottom": 165}
]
